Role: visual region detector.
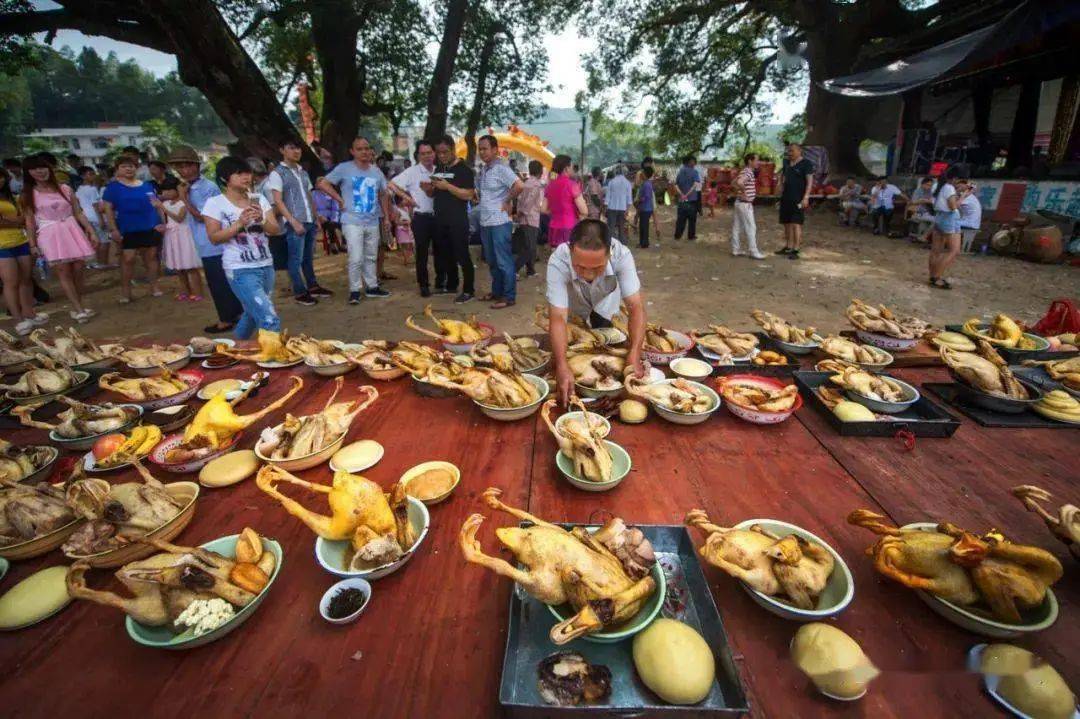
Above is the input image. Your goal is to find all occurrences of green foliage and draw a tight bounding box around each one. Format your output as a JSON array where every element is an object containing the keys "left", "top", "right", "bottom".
[
  {"left": 139, "top": 119, "right": 184, "bottom": 157},
  {"left": 556, "top": 111, "right": 663, "bottom": 169},
  {"left": 780, "top": 112, "right": 807, "bottom": 143},
  {"left": 21, "top": 135, "right": 64, "bottom": 155}
]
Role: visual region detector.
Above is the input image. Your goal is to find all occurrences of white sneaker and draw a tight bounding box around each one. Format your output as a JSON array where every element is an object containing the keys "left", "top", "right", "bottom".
[
  {"left": 731, "top": 249, "right": 746, "bottom": 257},
  {"left": 30, "top": 312, "right": 49, "bottom": 326},
  {"left": 15, "top": 319, "right": 35, "bottom": 336},
  {"left": 749, "top": 251, "right": 766, "bottom": 260},
  {"left": 81, "top": 308, "right": 97, "bottom": 318},
  {"left": 70, "top": 309, "right": 92, "bottom": 323}
]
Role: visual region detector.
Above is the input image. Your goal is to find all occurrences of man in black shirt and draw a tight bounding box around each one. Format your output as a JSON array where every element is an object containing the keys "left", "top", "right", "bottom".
[
  {"left": 775, "top": 142, "right": 814, "bottom": 260},
  {"left": 430, "top": 133, "right": 475, "bottom": 304}
]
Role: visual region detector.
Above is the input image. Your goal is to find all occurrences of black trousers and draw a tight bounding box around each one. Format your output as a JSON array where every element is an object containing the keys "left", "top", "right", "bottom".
[
  {"left": 871, "top": 207, "right": 894, "bottom": 233},
  {"left": 412, "top": 212, "right": 439, "bottom": 290},
  {"left": 436, "top": 216, "right": 474, "bottom": 294},
  {"left": 514, "top": 225, "right": 538, "bottom": 273},
  {"left": 675, "top": 202, "right": 697, "bottom": 240},
  {"left": 588, "top": 311, "right": 612, "bottom": 328},
  {"left": 202, "top": 254, "right": 243, "bottom": 324},
  {"left": 638, "top": 210, "right": 652, "bottom": 247}
]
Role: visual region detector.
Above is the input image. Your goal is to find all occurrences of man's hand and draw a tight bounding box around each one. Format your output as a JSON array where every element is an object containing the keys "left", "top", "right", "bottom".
[
  {"left": 801, "top": 199, "right": 810, "bottom": 210},
  {"left": 154, "top": 224, "right": 167, "bottom": 234},
  {"left": 430, "top": 177, "right": 449, "bottom": 191},
  {"left": 556, "top": 363, "right": 574, "bottom": 407},
  {"left": 627, "top": 349, "right": 646, "bottom": 379},
  {"left": 240, "top": 206, "right": 261, "bottom": 225},
  {"left": 381, "top": 217, "right": 392, "bottom": 234},
  {"left": 288, "top": 217, "right": 304, "bottom": 235}
]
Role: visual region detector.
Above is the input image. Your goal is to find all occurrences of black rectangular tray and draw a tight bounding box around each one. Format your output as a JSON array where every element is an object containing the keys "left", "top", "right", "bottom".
[
  {"left": 943, "top": 324, "right": 1077, "bottom": 363},
  {"left": 922, "top": 383, "right": 1076, "bottom": 429},
  {"left": 793, "top": 371, "right": 960, "bottom": 437},
  {"left": 709, "top": 333, "right": 801, "bottom": 377},
  {"left": 1012, "top": 365, "right": 1080, "bottom": 397},
  {"left": 499, "top": 524, "right": 748, "bottom": 717}
]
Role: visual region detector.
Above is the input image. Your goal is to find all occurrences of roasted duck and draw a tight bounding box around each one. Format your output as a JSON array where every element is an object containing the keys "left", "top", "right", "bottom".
[
  {"left": 686, "top": 510, "right": 834, "bottom": 609},
  {"left": 625, "top": 376, "right": 714, "bottom": 413},
  {"left": 66, "top": 530, "right": 275, "bottom": 627},
  {"left": 541, "top": 399, "right": 613, "bottom": 482},
  {"left": 719, "top": 380, "right": 799, "bottom": 412},
  {"left": 962, "top": 315, "right": 1029, "bottom": 349},
  {"left": 643, "top": 323, "right": 680, "bottom": 353},
  {"left": 98, "top": 368, "right": 190, "bottom": 401},
  {"left": 256, "top": 465, "right": 415, "bottom": 570},
  {"left": 118, "top": 344, "right": 189, "bottom": 368},
  {"left": 1023, "top": 356, "right": 1080, "bottom": 392},
  {"left": 691, "top": 325, "right": 758, "bottom": 358},
  {"left": 819, "top": 336, "right": 891, "bottom": 365},
  {"left": 815, "top": 358, "right": 858, "bottom": 374},
  {"left": 846, "top": 299, "right": 929, "bottom": 339},
  {"left": 471, "top": 333, "right": 550, "bottom": 371},
  {"left": 534, "top": 305, "right": 606, "bottom": 347},
  {"left": 284, "top": 335, "right": 350, "bottom": 364},
  {"left": 13, "top": 397, "right": 140, "bottom": 438},
  {"left": 214, "top": 329, "right": 303, "bottom": 364},
  {"left": 848, "top": 510, "right": 1063, "bottom": 622},
  {"left": 259, "top": 377, "right": 378, "bottom": 459},
  {"left": 0, "top": 439, "right": 55, "bottom": 483},
  {"left": 461, "top": 487, "right": 657, "bottom": 643},
  {"left": 346, "top": 341, "right": 403, "bottom": 376},
  {"left": 0, "top": 479, "right": 76, "bottom": 546},
  {"left": 424, "top": 359, "right": 541, "bottom": 407},
  {"left": 941, "top": 339, "right": 1029, "bottom": 399},
  {"left": 567, "top": 345, "right": 628, "bottom": 390},
  {"left": 28, "top": 327, "right": 120, "bottom": 365},
  {"left": 167, "top": 376, "right": 303, "bottom": 463},
  {"left": 62, "top": 460, "right": 186, "bottom": 555},
  {"left": 390, "top": 341, "right": 452, "bottom": 376},
  {"left": 407, "top": 304, "right": 485, "bottom": 344},
  {"left": 0, "top": 356, "right": 79, "bottom": 397},
  {"left": 828, "top": 367, "right": 905, "bottom": 402},
  {"left": 0, "top": 344, "right": 34, "bottom": 367},
  {"left": 751, "top": 310, "right": 817, "bottom": 345},
  {"left": 1012, "top": 486, "right": 1079, "bottom": 561}
]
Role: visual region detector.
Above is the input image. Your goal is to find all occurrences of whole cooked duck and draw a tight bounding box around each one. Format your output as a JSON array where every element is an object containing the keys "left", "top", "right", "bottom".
[
  {"left": 567, "top": 345, "right": 628, "bottom": 391},
  {"left": 66, "top": 529, "right": 276, "bottom": 627},
  {"left": 625, "top": 376, "right": 714, "bottom": 413},
  {"left": 256, "top": 465, "right": 415, "bottom": 570},
  {"left": 423, "top": 358, "right": 541, "bottom": 407},
  {"left": 0, "top": 479, "right": 76, "bottom": 546},
  {"left": 98, "top": 367, "right": 190, "bottom": 401},
  {"left": 941, "top": 339, "right": 1029, "bottom": 399},
  {"left": 1023, "top": 356, "right": 1080, "bottom": 393},
  {"left": 406, "top": 304, "right": 485, "bottom": 344},
  {"left": 259, "top": 377, "right": 378, "bottom": 460},
  {"left": 828, "top": 367, "right": 905, "bottom": 402},
  {"left": 719, "top": 380, "right": 799, "bottom": 412},
  {"left": 1012, "top": 486, "right": 1079, "bottom": 561},
  {"left": 0, "top": 344, "right": 34, "bottom": 367},
  {"left": 819, "top": 336, "right": 891, "bottom": 365},
  {"left": 534, "top": 305, "right": 606, "bottom": 347},
  {"left": 460, "top": 487, "right": 657, "bottom": 644},
  {"left": 166, "top": 376, "right": 303, "bottom": 463},
  {"left": 848, "top": 510, "right": 1063, "bottom": 622},
  {"left": 962, "top": 314, "right": 1029, "bottom": 349},
  {"left": 13, "top": 396, "right": 140, "bottom": 438},
  {"left": 29, "top": 327, "right": 120, "bottom": 365},
  {"left": 346, "top": 341, "right": 402, "bottom": 376},
  {"left": 62, "top": 460, "right": 186, "bottom": 555},
  {"left": 686, "top": 510, "right": 834, "bottom": 609},
  {"left": 751, "top": 310, "right": 817, "bottom": 345},
  {"left": 691, "top": 325, "right": 758, "bottom": 358},
  {"left": 471, "top": 332, "right": 550, "bottom": 371},
  {"left": 118, "top": 344, "right": 189, "bottom": 368},
  {"left": 284, "top": 334, "right": 350, "bottom": 364},
  {"left": 0, "top": 356, "right": 79, "bottom": 397},
  {"left": 0, "top": 439, "right": 55, "bottom": 483},
  {"left": 541, "top": 399, "right": 613, "bottom": 483},
  {"left": 214, "top": 329, "right": 303, "bottom": 364},
  {"left": 846, "top": 299, "right": 929, "bottom": 339},
  {"left": 389, "top": 341, "right": 452, "bottom": 376}
]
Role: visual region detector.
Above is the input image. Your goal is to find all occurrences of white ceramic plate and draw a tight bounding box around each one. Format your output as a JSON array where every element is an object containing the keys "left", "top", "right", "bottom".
[
  {"left": 315, "top": 497, "right": 430, "bottom": 580},
  {"left": 698, "top": 344, "right": 758, "bottom": 363},
  {"left": 329, "top": 440, "right": 385, "bottom": 474},
  {"left": 188, "top": 338, "right": 235, "bottom": 359},
  {"left": 256, "top": 357, "right": 304, "bottom": 369}
]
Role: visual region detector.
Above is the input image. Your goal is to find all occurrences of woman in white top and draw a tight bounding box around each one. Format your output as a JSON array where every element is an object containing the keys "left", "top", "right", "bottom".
[
  {"left": 201, "top": 157, "right": 281, "bottom": 340},
  {"left": 928, "top": 167, "right": 962, "bottom": 290}
]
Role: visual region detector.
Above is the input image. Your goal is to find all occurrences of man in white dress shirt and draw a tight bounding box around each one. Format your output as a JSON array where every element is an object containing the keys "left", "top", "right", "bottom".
[
  {"left": 603, "top": 166, "right": 633, "bottom": 243},
  {"left": 389, "top": 140, "right": 440, "bottom": 296}
]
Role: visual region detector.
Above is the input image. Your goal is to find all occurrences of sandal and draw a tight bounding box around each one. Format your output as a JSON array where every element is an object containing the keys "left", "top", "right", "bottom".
[
  {"left": 480, "top": 293, "right": 497, "bottom": 301},
  {"left": 491, "top": 300, "right": 515, "bottom": 309},
  {"left": 930, "top": 278, "right": 952, "bottom": 290}
]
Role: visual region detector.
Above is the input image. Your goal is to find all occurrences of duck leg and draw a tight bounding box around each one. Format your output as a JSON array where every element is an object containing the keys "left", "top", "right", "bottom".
[
  {"left": 481, "top": 487, "right": 562, "bottom": 531},
  {"left": 459, "top": 513, "right": 535, "bottom": 585},
  {"left": 549, "top": 575, "right": 657, "bottom": 645}
]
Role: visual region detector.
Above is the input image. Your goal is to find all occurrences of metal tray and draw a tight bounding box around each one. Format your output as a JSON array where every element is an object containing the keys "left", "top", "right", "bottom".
[
  {"left": 1013, "top": 366, "right": 1080, "bottom": 399},
  {"left": 923, "top": 383, "right": 1076, "bottom": 429},
  {"left": 499, "top": 524, "right": 748, "bottom": 717},
  {"left": 709, "top": 333, "right": 801, "bottom": 377},
  {"left": 942, "top": 324, "right": 1076, "bottom": 363},
  {"left": 793, "top": 371, "right": 960, "bottom": 437}
]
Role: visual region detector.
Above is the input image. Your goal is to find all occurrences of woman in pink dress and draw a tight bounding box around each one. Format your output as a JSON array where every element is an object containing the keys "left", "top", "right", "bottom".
[
  {"left": 21, "top": 154, "right": 98, "bottom": 322},
  {"left": 542, "top": 154, "right": 587, "bottom": 249}
]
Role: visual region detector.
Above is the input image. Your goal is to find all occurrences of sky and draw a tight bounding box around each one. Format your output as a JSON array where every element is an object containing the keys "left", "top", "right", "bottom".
[{"left": 37, "top": 21, "right": 802, "bottom": 127}]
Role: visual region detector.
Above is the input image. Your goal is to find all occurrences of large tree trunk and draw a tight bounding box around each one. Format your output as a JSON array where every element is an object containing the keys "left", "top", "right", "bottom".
[
  {"left": 424, "top": 0, "right": 469, "bottom": 141},
  {"left": 464, "top": 32, "right": 499, "bottom": 164},
  {"left": 310, "top": 3, "right": 362, "bottom": 162},
  {"left": 802, "top": 23, "right": 871, "bottom": 178}
]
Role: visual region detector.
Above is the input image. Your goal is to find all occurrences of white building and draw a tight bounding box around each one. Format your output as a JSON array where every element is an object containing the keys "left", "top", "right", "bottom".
[{"left": 21, "top": 125, "right": 146, "bottom": 163}]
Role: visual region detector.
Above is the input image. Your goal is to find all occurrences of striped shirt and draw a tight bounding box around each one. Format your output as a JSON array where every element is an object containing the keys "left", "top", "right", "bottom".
[{"left": 736, "top": 167, "right": 756, "bottom": 202}]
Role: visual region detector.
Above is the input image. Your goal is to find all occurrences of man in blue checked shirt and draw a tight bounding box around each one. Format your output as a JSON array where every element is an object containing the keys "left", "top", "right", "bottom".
[{"left": 475, "top": 135, "right": 523, "bottom": 309}]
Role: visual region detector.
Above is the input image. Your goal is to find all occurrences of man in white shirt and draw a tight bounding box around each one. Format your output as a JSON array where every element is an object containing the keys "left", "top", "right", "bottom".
[
  {"left": 546, "top": 218, "right": 647, "bottom": 405},
  {"left": 266, "top": 138, "right": 330, "bottom": 306},
  {"left": 955, "top": 179, "right": 982, "bottom": 252},
  {"left": 868, "top": 177, "right": 907, "bottom": 236},
  {"left": 389, "top": 140, "right": 440, "bottom": 297},
  {"left": 603, "top": 167, "right": 633, "bottom": 242}
]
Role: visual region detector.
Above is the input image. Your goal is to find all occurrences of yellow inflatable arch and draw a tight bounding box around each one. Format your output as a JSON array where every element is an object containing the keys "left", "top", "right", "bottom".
[{"left": 455, "top": 126, "right": 555, "bottom": 169}]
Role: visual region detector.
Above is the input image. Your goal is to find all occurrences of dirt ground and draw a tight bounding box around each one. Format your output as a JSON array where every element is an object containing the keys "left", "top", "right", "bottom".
[{"left": 19, "top": 204, "right": 1078, "bottom": 343}]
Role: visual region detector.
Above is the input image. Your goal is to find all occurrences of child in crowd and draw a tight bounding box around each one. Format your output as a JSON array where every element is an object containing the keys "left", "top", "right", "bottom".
[
  {"left": 393, "top": 196, "right": 415, "bottom": 266},
  {"left": 313, "top": 187, "right": 344, "bottom": 254},
  {"left": 154, "top": 176, "right": 204, "bottom": 301},
  {"left": 76, "top": 166, "right": 113, "bottom": 269}
]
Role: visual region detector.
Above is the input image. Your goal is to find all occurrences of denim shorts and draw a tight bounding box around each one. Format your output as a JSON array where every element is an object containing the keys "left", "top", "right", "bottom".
[
  {"left": 934, "top": 210, "right": 960, "bottom": 234},
  {"left": 0, "top": 242, "right": 30, "bottom": 259}
]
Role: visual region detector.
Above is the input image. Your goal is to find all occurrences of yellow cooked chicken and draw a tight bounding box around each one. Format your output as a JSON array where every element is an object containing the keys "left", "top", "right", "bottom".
[
  {"left": 691, "top": 325, "right": 758, "bottom": 357},
  {"left": 962, "top": 314, "right": 1025, "bottom": 348},
  {"left": 259, "top": 378, "right": 378, "bottom": 460},
  {"left": 423, "top": 360, "right": 540, "bottom": 408},
  {"left": 215, "top": 329, "right": 303, "bottom": 364},
  {"left": 98, "top": 368, "right": 189, "bottom": 401},
  {"left": 460, "top": 488, "right": 657, "bottom": 644},
  {"left": 751, "top": 309, "right": 817, "bottom": 345},
  {"left": 828, "top": 367, "right": 905, "bottom": 402},
  {"left": 541, "top": 398, "right": 612, "bottom": 482},
  {"left": 940, "top": 339, "right": 1028, "bottom": 399},
  {"left": 406, "top": 304, "right": 485, "bottom": 344},
  {"left": 846, "top": 299, "right": 929, "bottom": 339}
]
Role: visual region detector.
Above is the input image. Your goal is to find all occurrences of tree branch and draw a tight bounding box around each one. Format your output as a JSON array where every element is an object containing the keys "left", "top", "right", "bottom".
[{"left": 0, "top": 8, "right": 172, "bottom": 52}]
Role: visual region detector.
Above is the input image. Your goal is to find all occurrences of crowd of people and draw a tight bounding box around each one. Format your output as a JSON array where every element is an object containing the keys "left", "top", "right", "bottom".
[{"left": 0, "top": 134, "right": 991, "bottom": 339}]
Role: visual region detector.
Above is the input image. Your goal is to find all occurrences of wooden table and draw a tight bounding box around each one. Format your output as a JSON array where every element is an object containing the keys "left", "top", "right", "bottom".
[{"left": 2, "top": 360, "right": 1077, "bottom": 718}]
